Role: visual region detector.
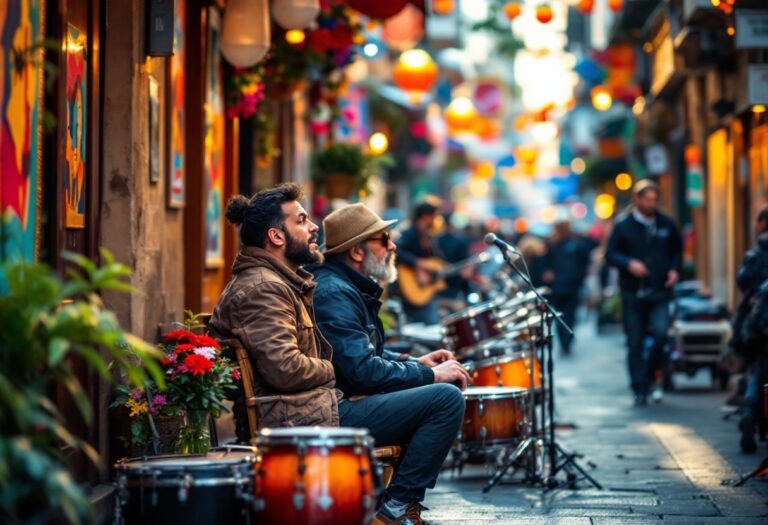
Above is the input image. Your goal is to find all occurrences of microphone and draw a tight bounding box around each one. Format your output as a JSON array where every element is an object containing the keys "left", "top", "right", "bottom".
[{"left": 484, "top": 233, "right": 520, "bottom": 256}]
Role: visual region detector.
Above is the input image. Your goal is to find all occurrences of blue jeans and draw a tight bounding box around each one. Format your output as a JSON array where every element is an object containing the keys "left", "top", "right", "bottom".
[
  {"left": 744, "top": 353, "right": 766, "bottom": 417},
  {"left": 621, "top": 292, "right": 670, "bottom": 396},
  {"left": 338, "top": 384, "right": 465, "bottom": 503}
]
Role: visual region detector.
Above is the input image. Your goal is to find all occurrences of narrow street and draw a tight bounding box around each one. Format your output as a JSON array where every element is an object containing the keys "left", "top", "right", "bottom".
[{"left": 424, "top": 317, "right": 768, "bottom": 524}]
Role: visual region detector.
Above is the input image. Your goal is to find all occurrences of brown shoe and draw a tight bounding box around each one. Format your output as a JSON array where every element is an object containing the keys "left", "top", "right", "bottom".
[{"left": 373, "top": 503, "right": 430, "bottom": 525}]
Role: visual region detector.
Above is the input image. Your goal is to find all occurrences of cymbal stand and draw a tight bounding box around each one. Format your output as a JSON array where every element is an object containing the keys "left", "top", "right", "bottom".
[{"left": 483, "top": 249, "right": 601, "bottom": 491}]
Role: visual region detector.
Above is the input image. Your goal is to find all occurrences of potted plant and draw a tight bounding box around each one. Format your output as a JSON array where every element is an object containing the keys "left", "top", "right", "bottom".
[
  {"left": 0, "top": 247, "right": 162, "bottom": 525},
  {"left": 311, "top": 142, "right": 393, "bottom": 199}
]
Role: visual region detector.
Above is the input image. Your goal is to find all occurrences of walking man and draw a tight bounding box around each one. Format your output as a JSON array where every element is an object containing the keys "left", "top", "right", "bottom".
[
  {"left": 606, "top": 179, "right": 682, "bottom": 405},
  {"left": 312, "top": 203, "right": 469, "bottom": 525}
]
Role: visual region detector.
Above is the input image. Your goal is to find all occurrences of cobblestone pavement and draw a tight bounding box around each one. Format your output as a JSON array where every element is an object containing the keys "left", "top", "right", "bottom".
[{"left": 422, "top": 317, "right": 768, "bottom": 524}]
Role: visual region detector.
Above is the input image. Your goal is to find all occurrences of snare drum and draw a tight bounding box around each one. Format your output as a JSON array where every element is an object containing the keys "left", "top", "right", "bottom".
[
  {"left": 460, "top": 387, "right": 530, "bottom": 447},
  {"left": 114, "top": 447, "right": 257, "bottom": 525},
  {"left": 253, "top": 427, "right": 380, "bottom": 525},
  {"left": 465, "top": 352, "right": 541, "bottom": 390},
  {"left": 442, "top": 299, "right": 507, "bottom": 360}
]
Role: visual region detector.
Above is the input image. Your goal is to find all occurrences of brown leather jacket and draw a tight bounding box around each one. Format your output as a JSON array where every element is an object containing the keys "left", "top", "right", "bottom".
[{"left": 208, "top": 246, "right": 338, "bottom": 435}]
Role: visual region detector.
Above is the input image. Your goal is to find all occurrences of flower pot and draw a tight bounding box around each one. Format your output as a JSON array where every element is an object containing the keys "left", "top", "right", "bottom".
[
  {"left": 323, "top": 173, "right": 357, "bottom": 200},
  {"left": 175, "top": 411, "right": 211, "bottom": 455}
]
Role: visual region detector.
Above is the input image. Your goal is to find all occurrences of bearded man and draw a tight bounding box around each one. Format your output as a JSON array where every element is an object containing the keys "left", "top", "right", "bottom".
[
  {"left": 312, "top": 203, "right": 469, "bottom": 525},
  {"left": 208, "top": 183, "right": 338, "bottom": 442}
]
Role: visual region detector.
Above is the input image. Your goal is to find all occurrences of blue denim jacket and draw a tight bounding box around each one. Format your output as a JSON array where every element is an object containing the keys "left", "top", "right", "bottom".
[{"left": 311, "top": 259, "right": 434, "bottom": 397}]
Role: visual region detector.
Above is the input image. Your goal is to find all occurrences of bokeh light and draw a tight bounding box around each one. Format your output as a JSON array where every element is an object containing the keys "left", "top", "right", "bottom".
[
  {"left": 368, "top": 132, "right": 389, "bottom": 155},
  {"left": 615, "top": 172, "right": 633, "bottom": 191}
]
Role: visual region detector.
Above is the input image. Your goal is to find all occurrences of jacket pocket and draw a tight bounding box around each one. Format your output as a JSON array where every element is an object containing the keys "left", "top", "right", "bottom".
[{"left": 255, "top": 387, "right": 339, "bottom": 429}]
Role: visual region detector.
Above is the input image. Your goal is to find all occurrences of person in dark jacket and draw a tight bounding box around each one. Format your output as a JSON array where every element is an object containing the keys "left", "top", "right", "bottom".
[
  {"left": 312, "top": 203, "right": 469, "bottom": 525},
  {"left": 606, "top": 179, "right": 682, "bottom": 405},
  {"left": 736, "top": 205, "right": 768, "bottom": 452}
]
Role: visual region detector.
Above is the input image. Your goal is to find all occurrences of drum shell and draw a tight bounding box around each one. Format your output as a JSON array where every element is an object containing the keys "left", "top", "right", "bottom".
[
  {"left": 442, "top": 301, "right": 505, "bottom": 360},
  {"left": 254, "top": 441, "right": 377, "bottom": 525},
  {"left": 468, "top": 353, "right": 541, "bottom": 389},
  {"left": 460, "top": 388, "right": 529, "bottom": 446}
]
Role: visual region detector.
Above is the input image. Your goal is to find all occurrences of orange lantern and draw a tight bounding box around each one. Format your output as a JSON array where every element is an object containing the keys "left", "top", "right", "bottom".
[
  {"left": 474, "top": 117, "right": 501, "bottom": 141},
  {"left": 393, "top": 49, "right": 438, "bottom": 93},
  {"left": 503, "top": 2, "right": 522, "bottom": 20},
  {"left": 433, "top": 0, "right": 455, "bottom": 16},
  {"left": 444, "top": 97, "right": 478, "bottom": 133},
  {"left": 577, "top": 0, "right": 594, "bottom": 15},
  {"left": 382, "top": 4, "right": 424, "bottom": 50},
  {"left": 608, "top": 0, "right": 622, "bottom": 12},
  {"left": 535, "top": 4, "right": 553, "bottom": 24}
]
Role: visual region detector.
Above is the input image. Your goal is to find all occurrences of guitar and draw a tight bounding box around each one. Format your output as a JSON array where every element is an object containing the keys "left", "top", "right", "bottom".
[{"left": 398, "top": 252, "right": 491, "bottom": 307}]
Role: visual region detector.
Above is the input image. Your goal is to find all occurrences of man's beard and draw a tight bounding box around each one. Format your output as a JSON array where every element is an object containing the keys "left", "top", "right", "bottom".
[
  {"left": 362, "top": 248, "right": 397, "bottom": 284},
  {"left": 285, "top": 229, "right": 324, "bottom": 266}
]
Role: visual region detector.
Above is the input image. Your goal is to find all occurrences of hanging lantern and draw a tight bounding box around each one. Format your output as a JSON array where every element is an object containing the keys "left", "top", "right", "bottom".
[
  {"left": 607, "top": 0, "right": 623, "bottom": 13},
  {"left": 221, "top": 0, "right": 271, "bottom": 67},
  {"left": 344, "top": 0, "right": 409, "bottom": 20},
  {"left": 444, "top": 97, "right": 478, "bottom": 133},
  {"left": 394, "top": 49, "right": 438, "bottom": 93},
  {"left": 577, "top": 0, "right": 594, "bottom": 15},
  {"left": 271, "top": 0, "right": 320, "bottom": 30},
  {"left": 535, "top": 4, "right": 553, "bottom": 24},
  {"left": 382, "top": 4, "right": 424, "bottom": 51},
  {"left": 433, "top": 0, "right": 455, "bottom": 16},
  {"left": 503, "top": 2, "right": 522, "bottom": 20}
]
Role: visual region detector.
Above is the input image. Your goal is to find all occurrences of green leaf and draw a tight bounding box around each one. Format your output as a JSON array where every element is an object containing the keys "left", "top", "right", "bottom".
[{"left": 47, "top": 337, "right": 70, "bottom": 367}]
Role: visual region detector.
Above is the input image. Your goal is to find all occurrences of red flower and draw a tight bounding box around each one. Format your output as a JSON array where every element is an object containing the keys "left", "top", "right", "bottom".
[
  {"left": 193, "top": 335, "right": 221, "bottom": 350},
  {"left": 173, "top": 343, "right": 196, "bottom": 355},
  {"left": 232, "top": 369, "right": 241, "bottom": 381},
  {"left": 330, "top": 26, "right": 353, "bottom": 50},
  {"left": 183, "top": 354, "right": 214, "bottom": 376},
  {"left": 164, "top": 330, "right": 196, "bottom": 344},
  {"left": 310, "top": 28, "right": 333, "bottom": 53}
]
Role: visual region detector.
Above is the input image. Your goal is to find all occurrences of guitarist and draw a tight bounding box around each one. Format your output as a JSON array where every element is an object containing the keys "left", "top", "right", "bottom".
[{"left": 396, "top": 201, "right": 445, "bottom": 324}]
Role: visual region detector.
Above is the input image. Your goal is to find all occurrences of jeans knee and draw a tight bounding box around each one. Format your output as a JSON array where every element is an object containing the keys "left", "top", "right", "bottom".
[{"left": 430, "top": 383, "right": 465, "bottom": 420}]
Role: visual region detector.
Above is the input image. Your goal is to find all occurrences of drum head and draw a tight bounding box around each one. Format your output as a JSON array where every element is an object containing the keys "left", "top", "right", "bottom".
[
  {"left": 441, "top": 298, "right": 505, "bottom": 325},
  {"left": 118, "top": 449, "right": 256, "bottom": 470},
  {"left": 465, "top": 351, "right": 532, "bottom": 370},
  {"left": 256, "top": 426, "right": 372, "bottom": 447},
  {"left": 463, "top": 386, "right": 528, "bottom": 398}
]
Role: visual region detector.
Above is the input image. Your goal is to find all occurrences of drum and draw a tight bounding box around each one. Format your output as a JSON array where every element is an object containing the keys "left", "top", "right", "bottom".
[
  {"left": 114, "top": 446, "right": 257, "bottom": 525},
  {"left": 465, "top": 352, "right": 541, "bottom": 390},
  {"left": 442, "top": 299, "right": 508, "bottom": 360},
  {"left": 253, "top": 427, "right": 381, "bottom": 525},
  {"left": 460, "top": 387, "right": 530, "bottom": 447}
]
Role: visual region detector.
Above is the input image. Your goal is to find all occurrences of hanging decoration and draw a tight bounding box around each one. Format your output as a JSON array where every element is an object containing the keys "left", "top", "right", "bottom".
[
  {"left": 577, "top": 0, "right": 594, "bottom": 15},
  {"left": 343, "top": 0, "right": 409, "bottom": 20},
  {"left": 535, "top": 4, "right": 553, "bottom": 24},
  {"left": 433, "top": 0, "right": 455, "bottom": 16},
  {"left": 393, "top": 49, "right": 438, "bottom": 93},
  {"left": 220, "top": 0, "right": 271, "bottom": 67},
  {"left": 607, "top": 0, "right": 623, "bottom": 13},
  {"left": 382, "top": 3, "right": 424, "bottom": 50},
  {"left": 503, "top": 2, "right": 522, "bottom": 21},
  {"left": 271, "top": 0, "right": 321, "bottom": 30},
  {"left": 444, "top": 96, "right": 478, "bottom": 134},
  {"left": 225, "top": 64, "right": 266, "bottom": 119}
]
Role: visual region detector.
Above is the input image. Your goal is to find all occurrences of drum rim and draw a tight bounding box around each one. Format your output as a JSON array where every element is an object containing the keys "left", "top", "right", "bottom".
[
  {"left": 462, "top": 386, "right": 529, "bottom": 398},
  {"left": 440, "top": 297, "right": 506, "bottom": 325},
  {"left": 464, "top": 351, "right": 534, "bottom": 370},
  {"left": 453, "top": 333, "right": 517, "bottom": 358},
  {"left": 116, "top": 450, "right": 256, "bottom": 469},
  {"left": 257, "top": 426, "right": 370, "bottom": 438}
]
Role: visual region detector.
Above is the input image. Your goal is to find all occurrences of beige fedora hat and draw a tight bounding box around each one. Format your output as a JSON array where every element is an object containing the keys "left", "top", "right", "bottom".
[{"left": 322, "top": 203, "right": 397, "bottom": 255}]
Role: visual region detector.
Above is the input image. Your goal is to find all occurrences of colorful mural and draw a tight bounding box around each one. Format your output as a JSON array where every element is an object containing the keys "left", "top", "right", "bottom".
[
  {"left": 149, "top": 75, "right": 161, "bottom": 183},
  {"left": 204, "top": 7, "right": 224, "bottom": 268},
  {"left": 64, "top": 22, "right": 87, "bottom": 229},
  {"left": 0, "top": 0, "right": 43, "bottom": 261},
  {"left": 168, "top": 0, "right": 185, "bottom": 207}
]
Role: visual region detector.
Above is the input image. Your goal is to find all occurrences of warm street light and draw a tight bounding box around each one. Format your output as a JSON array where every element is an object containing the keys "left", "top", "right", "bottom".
[
  {"left": 615, "top": 172, "right": 633, "bottom": 191},
  {"left": 591, "top": 86, "right": 613, "bottom": 111},
  {"left": 504, "top": 2, "right": 523, "bottom": 20},
  {"left": 285, "top": 30, "right": 306, "bottom": 44},
  {"left": 753, "top": 105, "right": 767, "bottom": 114},
  {"left": 433, "top": 0, "right": 455, "bottom": 15},
  {"left": 221, "top": 0, "right": 271, "bottom": 67},
  {"left": 535, "top": 4, "right": 554, "bottom": 24},
  {"left": 394, "top": 49, "right": 438, "bottom": 93},
  {"left": 445, "top": 97, "right": 478, "bottom": 132},
  {"left": 570, "top": 157, "right": 586, "bottom": 174},
  {"left": 595, "top": 193, "right": 616, "bottom": 219},
  {"left": 368, "top": 132, "right": 389, "bottom": 155},
  {"left": 271, "top": 0, "right": 320, "bottom": 30}
]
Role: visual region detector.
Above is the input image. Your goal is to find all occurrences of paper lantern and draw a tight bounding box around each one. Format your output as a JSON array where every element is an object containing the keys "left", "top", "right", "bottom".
[
  {"left": 503, "top": 2, "right": 522, "bottom": 20},
  {"left": 344, "top": 0, "right": 409, "bottom": 20},
  {"left": 608, "top": 0, "right": 623, "bottom": 12},
  {"left": 444, "top": 97, "right": 478, "bottom": 133},
  {"left": 535, "top": 4, "right": 553, "bottom": 24},
  {"left": 577, "top": 0, "right": 594, "bottom": 15},
  {"left": 221, "top": 0, "right": 271, "bottom": 67},
  {"left": 272, "top": 0, "right": 320, "bottom": 30},
  {"left": 433, "top": 0, "right": 455, "bottom": 16},
  {"left": 394, "top": 49, "right": 438, "bottom": 92},
  {"left": 382, "top": 4, "right": 424, "bottom": 51}
]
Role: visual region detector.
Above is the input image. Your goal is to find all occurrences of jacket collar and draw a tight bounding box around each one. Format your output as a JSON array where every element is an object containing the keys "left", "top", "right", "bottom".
[
  {"left": 233, "top": 245, "right": 316, "bottom": 295},
  {"left": 322, "top": 258, "right": 383, "bottom": 300}
]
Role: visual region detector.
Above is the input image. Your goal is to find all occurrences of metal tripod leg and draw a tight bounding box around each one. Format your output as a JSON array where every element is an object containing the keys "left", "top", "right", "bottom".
[
  {"left": 482, "top": 437, "right": 539, "bottom": 493},
  {"left": 548, "top": 442, "right": 602, "bottom": 489},
  {"left": 734, "top": 455, "right": 768, "bottom": 487}
]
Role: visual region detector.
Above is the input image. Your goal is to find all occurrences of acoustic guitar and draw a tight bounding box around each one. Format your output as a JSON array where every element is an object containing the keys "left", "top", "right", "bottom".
[{"left": 398, "top": 252, "right": 490, "bottom": 307}]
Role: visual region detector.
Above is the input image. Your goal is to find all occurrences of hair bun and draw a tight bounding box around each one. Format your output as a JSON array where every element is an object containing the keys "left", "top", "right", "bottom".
[{"left": 225, "top": 195, "right": 250, "bottom": 225}]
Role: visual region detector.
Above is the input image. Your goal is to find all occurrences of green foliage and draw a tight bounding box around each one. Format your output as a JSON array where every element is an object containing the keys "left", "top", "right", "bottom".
[
  {"left": 311, "top": 142, "right": 394, "bottom": 195},
  {"left": 0, "top": 248, "right": 163, "bottom": 524}
]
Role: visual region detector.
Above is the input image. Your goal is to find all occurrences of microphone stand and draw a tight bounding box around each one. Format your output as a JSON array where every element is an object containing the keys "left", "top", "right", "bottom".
[{"left": 483, "top": 248, "right": 601, "bottom": 491}]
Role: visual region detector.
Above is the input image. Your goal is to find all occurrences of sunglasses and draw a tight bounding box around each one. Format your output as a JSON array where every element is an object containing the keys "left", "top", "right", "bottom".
[{"left": 365, "top": 231, "right": 392, "bottom": 247}]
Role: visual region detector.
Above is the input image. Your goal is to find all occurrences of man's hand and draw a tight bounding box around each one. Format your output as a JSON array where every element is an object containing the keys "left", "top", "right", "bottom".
[
  {"left": 417, "top": 349, "right": 454, "bottom": 368},
  {"left": 415, "top": 259, "right": 433, "bottom": 286},
  {"left": 665, "top": 269, "right": 679, "bottom": 288},
  {"left": 432, "top": 360, "right": 472, "bottom": 390},
  {"left": 628, "top": 259, "right": 649, "bottom": 278}
]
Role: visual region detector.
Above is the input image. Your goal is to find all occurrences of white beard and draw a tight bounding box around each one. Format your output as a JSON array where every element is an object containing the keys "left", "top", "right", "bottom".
[{"left": 362, "top": 250, "right": 398, "bottom": 284}]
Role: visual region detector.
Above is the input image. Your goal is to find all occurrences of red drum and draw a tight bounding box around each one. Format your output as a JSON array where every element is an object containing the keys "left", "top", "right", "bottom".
[
  {"left": 442, "top": 299, "right": 508, "bottom": 360},
  {"left": 253, "top": 427, "right": 381, "bottom": 525},
  {"left": 460, "top": 387, "right": 530, "bottom": 447},
  {"left": 465, "top": 352, "right": 541, "bottom": 390}
]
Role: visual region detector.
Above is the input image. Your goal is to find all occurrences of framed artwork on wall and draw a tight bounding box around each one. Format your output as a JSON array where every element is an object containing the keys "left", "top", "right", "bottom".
[
  {"left": 204, "top": 7, "right": 224, "bottom": 268},
  {"left": 148, "top": 75, "right": 161, "bottom": 183},
  {"left": 167, "top": 0, "right": 185, "bottom": 207},
  {"left": 1, "top": 0, "right": 44, "bottom": 261},
  {"left": 64, "top": 22, "right": 87, "bottom": 229}
]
